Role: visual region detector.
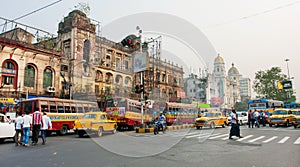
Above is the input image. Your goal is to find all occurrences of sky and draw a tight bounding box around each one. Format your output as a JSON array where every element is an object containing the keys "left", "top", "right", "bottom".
[{"left": 1, "top": 0, "right": 299, "bottom": 100}]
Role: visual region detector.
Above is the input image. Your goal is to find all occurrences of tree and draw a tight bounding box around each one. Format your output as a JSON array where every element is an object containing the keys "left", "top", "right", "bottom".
[
  {"left": 253, "top": 67, "right": 295, "bottom": 102},
  {"left": 234, "top": 101, "right": 248, "bottom": 111}
]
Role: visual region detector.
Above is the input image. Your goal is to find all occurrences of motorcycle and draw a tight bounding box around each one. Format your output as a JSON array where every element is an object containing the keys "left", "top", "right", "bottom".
[{"left": 154, "top": 121, "right": 167, "bottom": 135}]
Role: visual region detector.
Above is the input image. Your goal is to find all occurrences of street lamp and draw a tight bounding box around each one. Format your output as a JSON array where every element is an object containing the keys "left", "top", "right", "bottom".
[
  {"left": 284, "top": 58, "right": 290, "bottom": 80},
  {"left": 69, "top": 59, "right": 86, "bottom": 100}
]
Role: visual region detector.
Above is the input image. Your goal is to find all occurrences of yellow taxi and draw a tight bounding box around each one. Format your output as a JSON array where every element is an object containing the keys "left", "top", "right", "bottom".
[
  {"left": 291, "top": 109, "right": 300, "bottom": 128},
  {"left": 194, "top": 112, "right": 228, "bottom": 129},
  {"left": 269, "top": 108, "right": 294, "bottom": 127},
  {"left": 74, "top": 112, "right": 117, "bottom": 137}
]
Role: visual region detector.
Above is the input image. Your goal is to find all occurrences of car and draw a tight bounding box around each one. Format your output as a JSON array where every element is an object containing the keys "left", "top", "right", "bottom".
[
  {"left": 194, "top": 112, "right": 228, "bottom": 129},
  {"left": 0, "top": 113, "right": 16, "bottom": 143},
  {"left": 74, "top": 112, "right": 117, "bottom": 137},
  {"left": 291, "top": 109, "right": 300, "bottom": 128},
  {"left": 269, "top": 108, "right": 294, "bottom": 127},
  {"left": 236, "top": 111, "right": 248, "bottom": 125}
]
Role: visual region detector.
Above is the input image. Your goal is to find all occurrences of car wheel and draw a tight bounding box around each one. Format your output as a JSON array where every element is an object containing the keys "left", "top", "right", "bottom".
[
  {"left": 210, "top": 122, "right": 215, "bottom": 129},
  {"left": 0, "top": 138, "right": 5, "bottom": 143},
  {"left": 196, "top": 126, "right": 200, "bottom": 130},
  {"left": 222, "top": 123, "right": 226, "bottom": 128},
  {"left": 112, "top": 125, "right": 117, "bottom": 134},
  {"left": 294, "top": 124, "right": 297, "bottom": 129},
  {"left": 59, "top": 125, "right": 68, "bottom": 135},
  {"left": 97, "top": 127, "right": 103, "bottom": 137}
]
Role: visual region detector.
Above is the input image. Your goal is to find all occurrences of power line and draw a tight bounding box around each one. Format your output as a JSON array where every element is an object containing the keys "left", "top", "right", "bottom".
[
  {"left": 205, "top": 0, "right": 300, "bottom": 29},
  {"left": 12, "top": 0, "right": 63, "bottom": 21}
]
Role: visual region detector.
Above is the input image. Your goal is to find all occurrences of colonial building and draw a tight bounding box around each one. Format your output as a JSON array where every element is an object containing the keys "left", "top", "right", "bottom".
[
  {"left": 0, "top": 22, "right": 62, "bottom": 99},
  {"left": 209, "top": 54, "right": 241, "bottom": 109},
  {"left": 0, "top": 10, "right": 185, "bottom": 106}
]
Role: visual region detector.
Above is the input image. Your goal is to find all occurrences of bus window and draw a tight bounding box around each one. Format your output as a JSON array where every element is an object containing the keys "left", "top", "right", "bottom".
[
  {"left": 49, "top": 102, "right": 57, "bottom": 113},
  {"left": 70, "top": 103, "right": 76, "bottom": 113},
  {"left": 57, "top": 102, "right": 64, "bottom": 113},
  {"left": 83, "top": 104, "right": 89, "bottom": 113},
  {"left": 23, "top": 101, "right": 33, "bottom": 113},
  {"left": 64, "top": 103, "right": 71, "bottom": 113},
  {"left": 77, "top": 104, "right": 83, "bottom": 113},
  {"left": 40, "top": 101, "right": 49, "bottom": 112}
]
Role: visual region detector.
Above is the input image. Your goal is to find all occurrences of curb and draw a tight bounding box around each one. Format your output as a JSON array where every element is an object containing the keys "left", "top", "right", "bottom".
[{"left": 135, "top": 124, "right": 195, "bottom": 133}]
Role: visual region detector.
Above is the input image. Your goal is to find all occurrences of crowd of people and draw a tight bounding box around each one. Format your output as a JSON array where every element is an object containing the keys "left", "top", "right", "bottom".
[
  {"left": 247, "top": 109, "right": 268, "bottom": 128},
  {"left": 14, "top": 110, "right": 52, "bottom": 147}
]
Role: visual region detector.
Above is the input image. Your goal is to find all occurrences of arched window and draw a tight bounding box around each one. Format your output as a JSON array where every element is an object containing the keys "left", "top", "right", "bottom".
[
  {"left": 43, "top": 68, "right": 53, "bottom": 88},
  {"left": 1, "top": 60, "right": 18, "bottom": 88},
  {"left": 24, "top": 65, "right": 35, "bottom": 87}
]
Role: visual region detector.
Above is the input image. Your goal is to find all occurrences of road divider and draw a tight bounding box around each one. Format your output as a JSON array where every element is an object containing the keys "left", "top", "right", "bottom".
[{"left": 135, "top": 124, "right": 195, "bottom": 133}]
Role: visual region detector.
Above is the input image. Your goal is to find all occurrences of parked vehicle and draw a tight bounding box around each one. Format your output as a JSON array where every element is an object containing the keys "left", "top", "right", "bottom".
[
  {"left": 0, "top": 113, "right": 15, "bottom": 143},
  {"left": 291, "top": 109, "right": 300, "bottom": 128}
]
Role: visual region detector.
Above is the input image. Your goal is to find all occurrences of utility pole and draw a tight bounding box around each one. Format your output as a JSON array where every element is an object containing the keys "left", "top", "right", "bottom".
[{"left": 137, "top": 26, "right": 144, "bottom": 127}]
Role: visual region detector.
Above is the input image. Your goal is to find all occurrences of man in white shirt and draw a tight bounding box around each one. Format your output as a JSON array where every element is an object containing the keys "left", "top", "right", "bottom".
[
  {"left": 253, "top": 110, "right": 260, "bottom": 128},
  {"left": 229, "top": 109, "right": 243, "bottom": 139},
  {"left": 22, "top": 112, "right": 32, "bottom": 147},
  {"left": 14, "top": 112, "right": 23, "bottom": 146},
  {"left": 41, "top": 112, "right": 52, "bottom": 145}
]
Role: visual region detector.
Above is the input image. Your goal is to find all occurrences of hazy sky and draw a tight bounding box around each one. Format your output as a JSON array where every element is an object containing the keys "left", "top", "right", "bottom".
[{"left": 1, "top": 0, "right": 299, "bottom": 100}]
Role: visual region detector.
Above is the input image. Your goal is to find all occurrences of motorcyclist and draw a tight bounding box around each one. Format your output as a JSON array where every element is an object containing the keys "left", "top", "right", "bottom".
[{"left": 158, "top": 112, "right": 166, "bottom": 130}]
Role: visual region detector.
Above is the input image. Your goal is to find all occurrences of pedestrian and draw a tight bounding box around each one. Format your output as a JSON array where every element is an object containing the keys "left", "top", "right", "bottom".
[
  {"left": 22, "top": 112, "right": 32, "bottom": 147},
  {"left": 229, "top": 109, "right": 243, "bottom": 139},
  {"left": 248, "top": 110, "right": 253, "bottom": 128},
  {"left": 41, "top": 112, "right": 52, "bottom": 145},
  {"left": 260, "top": 110, "right": 266, "bottom": 127},
  {"left": 253, "top": 109, "right": 260, "bottom": 128},
  {"left": 32, "top": 109, "right": 43, "bottom": 145},
  {"left": 14, "top": 112, "right": 23, "bottom": 146}
]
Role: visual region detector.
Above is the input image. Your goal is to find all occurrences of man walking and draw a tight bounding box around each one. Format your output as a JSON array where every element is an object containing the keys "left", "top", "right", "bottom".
[
  {"left": 41, "top": 112, "right": 52, "bottom": 145},
  {"left": 32, "top": 110, "right": 43, "bottom": 145},
  {"left": 253, "top": 110, "right": 260, "bottom": 128},
  {"left": 22, "top": 112, "right": 32, "bottom": 147},
  {"left": 14, "top": 112, "right": 23, "bottom": 146}
]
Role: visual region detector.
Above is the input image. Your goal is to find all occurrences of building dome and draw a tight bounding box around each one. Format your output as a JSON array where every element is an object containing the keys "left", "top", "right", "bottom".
[
  {"left": 214, "top": 54, "right": 225, "bottom": 64},
  {"left": 228, "top": 63, "right": 239, "bottom": 75}
]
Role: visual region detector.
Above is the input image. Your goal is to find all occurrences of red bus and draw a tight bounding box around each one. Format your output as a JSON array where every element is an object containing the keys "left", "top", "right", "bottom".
[
  {"left": 104, "top": 97, "right": 150, "bottom": 130},
  {"left": 19, "top": 98, "right": 98, "bottom": 135}
]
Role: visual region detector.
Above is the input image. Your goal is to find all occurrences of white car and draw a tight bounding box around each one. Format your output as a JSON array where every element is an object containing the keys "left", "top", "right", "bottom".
[
  {"left": 236, "top": 111, "right": 248, "bottom": 125},
  {"left": 0, "top": 113, "right": 16, "bottom": 143}
]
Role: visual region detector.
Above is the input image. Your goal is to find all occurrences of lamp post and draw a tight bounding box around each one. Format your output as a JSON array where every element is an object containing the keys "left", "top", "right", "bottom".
[
  {"left": 69, "top": 59, "right": 86, "bottom": 100},
  {"left": 284, "top": 58, "right": 290, "bottom": 80}
]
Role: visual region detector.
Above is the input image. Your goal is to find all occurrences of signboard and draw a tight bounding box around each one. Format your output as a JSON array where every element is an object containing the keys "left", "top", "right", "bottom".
[
  {"left": 282, "top": 81, "right": 292, "bottom": 89},
  {"left": 133, "top": 52, "right": 147, "bottom": 72}
]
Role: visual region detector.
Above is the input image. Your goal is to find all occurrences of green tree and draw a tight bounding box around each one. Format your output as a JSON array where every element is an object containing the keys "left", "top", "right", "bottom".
[
  {"left": 234, "top": 101, "right": 248, "bottom": 111},
  {"left": 253, "top": 67, "right": 295, "bottom": 102}
]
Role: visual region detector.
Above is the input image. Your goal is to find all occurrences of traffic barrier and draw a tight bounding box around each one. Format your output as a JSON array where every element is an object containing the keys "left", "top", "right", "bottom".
[{"left": 135, "top": 127, "right": 154, "bottom": 133}]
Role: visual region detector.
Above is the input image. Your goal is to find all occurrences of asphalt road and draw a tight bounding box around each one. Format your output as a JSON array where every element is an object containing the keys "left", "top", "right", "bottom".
[{"left": 0, "top": 125, "right": 299, "bottom": 167}]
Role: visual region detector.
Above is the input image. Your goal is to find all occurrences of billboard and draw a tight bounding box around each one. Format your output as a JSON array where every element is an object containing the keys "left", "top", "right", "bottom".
[
  {"left": 133, "top": 52, "right": 147, "bottom": 72},
  {"left": 282, "top": 81, "right": 292, "bottom": 89}
]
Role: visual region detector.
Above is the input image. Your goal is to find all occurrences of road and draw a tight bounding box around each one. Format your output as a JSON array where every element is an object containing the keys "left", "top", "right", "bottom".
[{"left": 0, "top": 125, "right": 299, "bottom": 167}]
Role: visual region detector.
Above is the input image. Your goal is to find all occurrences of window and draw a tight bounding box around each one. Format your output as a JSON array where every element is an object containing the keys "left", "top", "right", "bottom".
[
  {"left": 43, "top": 68, "right": 53, "bottom": 88},
  {"left": 1, "top": 60, "right": 18, "bottom": 88},
  {"left": 24, "top": 65, "right": 35, "bottom": 87},
  {"left": 125, "top": 60, "right": 129, "bottom": 70},
  {"left": 116, "top": 58, "right": 121, "bottom": 70}
]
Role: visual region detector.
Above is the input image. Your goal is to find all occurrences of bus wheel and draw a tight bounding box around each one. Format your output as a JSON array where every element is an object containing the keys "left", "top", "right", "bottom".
[
  {"left": 196, "top": 126, "right": 200, "bottom": 130},
  {"left": 78, "top": 131, "right": 85, "bottom": 137},
  {"left": 97, "top": 127, "right": 103, "bottom": 137},
  {"left": 59, "top": 125, "right": 68, "bottom": 135},
  {"left": 269, "top": 123, "right": 272, "bottom": 127}
]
